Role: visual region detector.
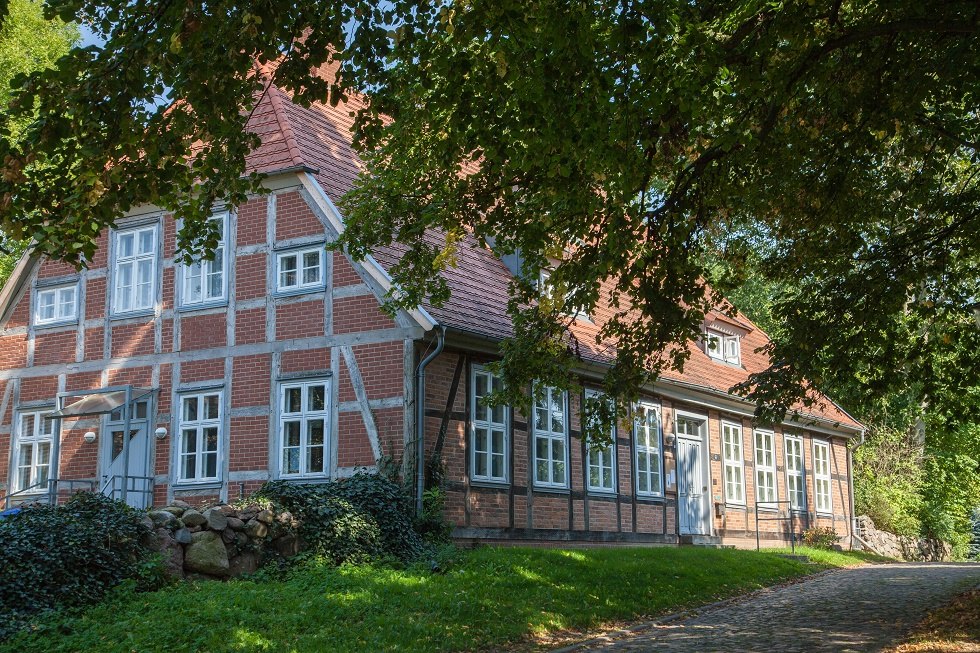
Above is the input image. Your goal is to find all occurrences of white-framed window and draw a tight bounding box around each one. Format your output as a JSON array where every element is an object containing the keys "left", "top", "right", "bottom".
[
  {"left": 177, "top": 392, "right": 222, "bottom": 483},
  {"left": 539, "top": 268, "right": 588, "bottom": 320},
  {"left": 278, "top": 379, "right": 330, "bottom": 478},
  {"left": 112, "top": 224, "right": 158, "bottom": 314},
  {"left": 34, "top": 284, "right": 78, "bottom": 325},
  {"left": 180, "top": 213, "right": 228, "bottom": 307},
  {"left": 584, "top": 389, "right": 616, "bottom": 493},
  {"left": 785, "top": 433, "right": 806, "bottom": 511},
  {"left": 754, "top": 429, "right": 778, "bottom": 504},
  {"left": 533, "top": 386, "right": 568, "bottom": 488},
  {"left": 634, "top": 401, "right": 663, "bottom": 497},
  {"left": 705, "top": 330, "right": 741, "bottom": 365},
  {"left": 721, "top": 421, "right": 745, "bottom": 504},
  {"left": 471, "top": 365, "right": 508, "bottom": 483},
  {"left": 13, "top": 410, "right": 56, "bottom": 493},
  {"left": 813, "top": 439, "right": 833, "bottom": 514},
  {"left": 276, "top": 246, "right": 324, "bottom": 293}
]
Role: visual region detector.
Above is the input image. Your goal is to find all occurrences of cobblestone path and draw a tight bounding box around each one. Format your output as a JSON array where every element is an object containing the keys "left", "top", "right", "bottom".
[{"left": 576, "top": 562, "right": 980, "bottom": 652}]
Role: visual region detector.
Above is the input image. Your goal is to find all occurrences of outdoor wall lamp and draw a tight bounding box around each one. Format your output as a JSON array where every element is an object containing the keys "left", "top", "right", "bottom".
[
  {"left": 664, "top": 432, "right": 676, "bottom": 447},
  {"left": 154, "top": 427, "right": 168, "bottom": 439},
  {"left": 83, "top": 431, "right": 97, "bottom": 444}
]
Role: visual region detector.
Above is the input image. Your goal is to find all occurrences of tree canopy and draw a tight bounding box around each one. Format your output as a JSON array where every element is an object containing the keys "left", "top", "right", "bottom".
[{"left": 0, "top": 1, "right": 978, "bottom": 425}]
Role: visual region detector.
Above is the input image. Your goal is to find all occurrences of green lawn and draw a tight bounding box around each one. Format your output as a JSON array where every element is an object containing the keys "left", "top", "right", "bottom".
[{"left": 5, "top": 546, "right": 878, "bottom": 653}]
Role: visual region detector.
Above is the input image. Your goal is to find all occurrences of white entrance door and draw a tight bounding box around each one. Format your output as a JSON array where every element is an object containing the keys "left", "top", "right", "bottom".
[
  {"left": 677, "top": 437, "right": 709, "bottom": 535},
  {"left": 101, "top": 399, "right": 152, "bottom": 508}
]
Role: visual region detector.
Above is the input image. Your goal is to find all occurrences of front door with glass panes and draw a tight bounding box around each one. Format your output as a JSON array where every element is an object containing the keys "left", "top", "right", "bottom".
[
  {"left": 675, "top": 415, "right": 711, "bottom": 535},
  {"left": 101, "top": 398, "right": 152, "bottom": 508}
]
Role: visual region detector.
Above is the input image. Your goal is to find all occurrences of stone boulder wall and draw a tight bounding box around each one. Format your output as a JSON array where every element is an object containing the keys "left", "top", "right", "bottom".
[
  {"left": 856, "top": 515, "right": 952, "bottom": 561},
  {"left": 142, "top": 501, "right": 302, "bottom": 579}
]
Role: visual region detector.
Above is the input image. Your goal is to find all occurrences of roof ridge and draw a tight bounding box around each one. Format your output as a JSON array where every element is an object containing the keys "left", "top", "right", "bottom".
[{"left": 266, "top": 84, "right": 305, "bottom": 168}]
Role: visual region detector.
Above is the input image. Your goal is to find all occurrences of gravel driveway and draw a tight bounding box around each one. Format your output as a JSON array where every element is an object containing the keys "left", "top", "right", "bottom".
[{"left": 569, "top": 562, "right": 980, "bottom": 653}]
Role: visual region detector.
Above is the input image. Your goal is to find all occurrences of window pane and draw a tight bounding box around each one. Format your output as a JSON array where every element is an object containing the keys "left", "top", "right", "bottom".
[
  {"left": 118, "top": 233, "right": 134, "bottom": 258},
  {"left": 135, "top": 400, "right": 149, "bottom": 419},
  {"left": 182, "top": 453, "right": 196, "bottom": 480},
  {"left": 279, "top": 255, "right": 297, "bottom": 287},
  {"left": 183, "top": 397, "right": 198, "bottom": 422},
  {"left": 475, "top": 427, "right": 488, "bottom": 454},
  {"left": 284, "top": 387, "right": 302, "bottom": 413},
  {"left": 20, "top": 413, "right": 35, "bottom": 437},
  {"left": 204, "top": 427, "right": 218, "bottom": 453},
  {"left": 308, "top": 385, "right": 326, "bottom": 411},
  {"left": 40, "top": 415, "right": 56, "bottom": 436},
  {"left": 490, "top": 453, "right": 503, "bottom": 479},
  {"left": 475, "top": 450, "right": 487, "bottom": 477},
  {"left": 302, "top": 251, "right": 321, "bottom": 284},
  {"left": 283, "top": 447, "right": 300, "bottom": 475},
  {"left": 308, "top": 419, "right": 325, "bottom": 446},
  {"left": 308, "top": 445, "right": 324, "bottom": 474},
  {"left": 205, "top": 452, "right": 217, "bottom": 478},
  {"left": 284, "top": 421, "right": 301, "bottom": 447},
  {"left": 182, "top": 429, "right": 198, "bottom": 454},
  {"left": 491, "top": 429, "right": 504, "bottom": 456},
  {"left": 138, "top": 229, "right": 154, "bottom": 254},
  {"left": 204, "top": 394, "right": 220, "bottom": 420}
]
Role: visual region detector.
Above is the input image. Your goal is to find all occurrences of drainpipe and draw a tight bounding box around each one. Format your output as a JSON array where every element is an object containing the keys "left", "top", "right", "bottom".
[
  {"left": 415, "top": 326, "right": 446, "bottom": 515},
  {"left": 847, "top": 429, "right": 865, "bottom": 548}
]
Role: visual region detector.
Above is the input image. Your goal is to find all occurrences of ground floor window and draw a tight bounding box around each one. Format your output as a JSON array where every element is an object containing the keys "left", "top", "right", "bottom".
[
  {"left": 813, "top": 439, "right": 833, "bottom": 514},
  {"left": 533, "top": 386, "right": 568, "bottom": 488},
  {"left": 785, "top": 434, "right": 806, "bottom": 510},
  {"left": 279, "top": 379, "right": 330, "bottom": 477},
  {"left": 635, "top": 401, "right": 663, "bottom": 496},
  {"left": 722, "top": 421, "right": 745, "bottom": 504},
  {"left": 584, "top": 389, "right": 615, "bottom": 493},
  {"left": 177, "top": 392, "right": 222, "bottom": 483},
  {"left": 13, "top": 410, "right": 55, "bottom": 492},
  {"left": 471, "top": 365, "right": 508, "bottom": 483},
  {"left": 754, "top": 429, "right": 777, "bottom": 504}
]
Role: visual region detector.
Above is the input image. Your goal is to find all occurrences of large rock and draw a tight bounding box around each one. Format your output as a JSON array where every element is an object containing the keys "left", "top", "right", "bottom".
[
  {"left": 182, "top": 509, "right": 207, "bottom": 527},
  {"left": 228, "top": 552, "right": 259, "bottom": 576},
  {"left": 218, "top": 505, "right": 237, "bottom": 516},
  {"left": 245, "top": 519, "right": 268, "bottom": 539},
  {"left": 171, "top": 499, "right": 193, "bottom": 509},
  {"left": 148, "top": 510, "right": 177, "bottom": 528},
  {"left": 160, "top": 506, "right": 186, "bottom": 517},
  {"left": 174, "top": 527, "right": 193, "bottom": 545},
  {"left": 226, "top": 517, "right": 245, "bottom": 531},
  {"left": 185, "top": 531, "right": 230, "bottom": 577},
  {"left": 204, "top": 508, "right": 228, "bottom": 531},
  {"left": 256, "top": 510, "right": 274, "bottom": 525}
]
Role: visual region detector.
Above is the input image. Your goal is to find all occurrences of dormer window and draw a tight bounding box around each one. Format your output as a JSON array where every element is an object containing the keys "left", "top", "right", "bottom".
[
  {"left": 539, "top": 268, "right": 589, "bottom": 321},
  {"left": 705, "top": 330, "right": 741, "bottom": 366}
]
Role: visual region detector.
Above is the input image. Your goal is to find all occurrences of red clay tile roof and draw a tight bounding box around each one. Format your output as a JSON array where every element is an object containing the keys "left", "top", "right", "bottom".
[{"left": 248, "top": 81, "right": 863, "bottom": 432}]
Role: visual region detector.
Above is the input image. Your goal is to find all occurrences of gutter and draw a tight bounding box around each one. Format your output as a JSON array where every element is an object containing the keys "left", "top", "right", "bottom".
[
  {"left": 415, "top": 326, "right": 446, "bottom": 514},
  {"left": 848, "top": 428, "right": 866, "bottom": 548}
]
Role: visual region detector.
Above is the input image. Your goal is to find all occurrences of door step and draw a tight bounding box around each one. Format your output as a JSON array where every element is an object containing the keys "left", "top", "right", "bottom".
[{"left": 679, "top": 534, "right": 723, "bottom": 547}]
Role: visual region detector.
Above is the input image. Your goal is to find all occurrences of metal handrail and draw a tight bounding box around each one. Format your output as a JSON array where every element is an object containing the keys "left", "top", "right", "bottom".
[
  {"left": 755, "top": 500, "right": 801, "bottom": 553},
  {"left": 100, "top": 474, "right": 154, "bottom": 504},
  {"left": 4, "top": 478, "right": 96, "bottom": 509}
]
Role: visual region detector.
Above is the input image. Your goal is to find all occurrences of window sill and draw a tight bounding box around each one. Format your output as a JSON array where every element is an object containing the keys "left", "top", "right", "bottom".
[
  {"left": 277, "top": 475, "right": 331, "bottom": 485},
  {"left": 172, "top": 480, "right": 223, "bottom": 491},
  {"left": 815, "top": 511, "right": 834, "bottom": 518},
  {"left": 531, "top": 485, "right": 570, "bottom": 495},
  {"left": 724, "top": 502, "right": 747, "bottom": 509},
  {"left": 635, "top": 493, "right": 666, "bottom": 503},
  {"left": 274, "top": 286, "right": 327, "bottom": 299},
  {"left": 176, "top": 300, "right": 229, "bottom": 313},
  {"left": 587, "top": 489, "right": 618, "bottom": 498},
  {"left": 109, "top": 309, "right": 156, "bottom": 321},
  {"left": 470, "top": 478, "right": 509, "bottom": 489},
  {"left": 33, "top": 319, "right": 79, "bottom": 330}
]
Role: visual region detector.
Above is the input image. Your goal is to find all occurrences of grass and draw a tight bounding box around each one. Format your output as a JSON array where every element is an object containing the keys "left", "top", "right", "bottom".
[
  {"left": 885, "top": 588, "right": 980, "bottom": 652},
  {"left": 3, "top": 545, "right": 878, "bottom": 653},
  {"left": 767, "top": 545, "right": 898, "bottom": 567}
]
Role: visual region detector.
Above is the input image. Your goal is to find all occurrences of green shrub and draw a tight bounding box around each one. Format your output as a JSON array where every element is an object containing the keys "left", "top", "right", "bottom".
[
  {"left": 255, "top": 474, "right": 424, "bottom": 565},
  {"left": 802, "top": 526, "right": 841, "bottom": 549},
  {"left": 0, "top": 492, "right": 156, "bottom": 639},
  {"left": 415, "top": 487, "right": 454, "bottom": 544}
]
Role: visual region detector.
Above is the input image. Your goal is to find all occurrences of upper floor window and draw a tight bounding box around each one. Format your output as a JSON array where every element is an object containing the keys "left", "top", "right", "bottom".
[
  {"left": 34, "top": 284, "right": 77, "bottom": 326},
  {"left": 721, "top": 421, "right": 745, "bottom": 504},
  {"left": 584, "top": 389, "right": 616, "bottom": 493},
  {"left": 813, "top": 440, "right": 833, "bottom": 514},
  {"left": 278, "top": 379, "right": 330, "bottom": 478},
  {"left": 180, "top": 214, "right": 228, "bottom": 307},
  {"left": 785, "top": 434, "right": 806, "bottom": 511},
  {"left": 754, "top": 429, "right": 778, "bottom": 504},
  {"left": 471, "top": 365, "right": 508, "bottom": 483},
  {"left": 539, "top": 268, "right": 588, "bottom": 321},
  {"left": 705, "top": 330, "right": 740, "bottom": 366},
  {"left": 277, "top": 246, "right": 324, "bottom": 293},
  {"left": 113, "top": 224, "right": 157, "bottom": 314},
  {"left": 13, "top": 410, "right": 56, "bottom": 493},
  {"left": 177, "top": 392, "right": 222, "bottom": 483},
  {"left": 634, "top": 401, "right": 663, "bottom": 497},
  {"left": 533, "top": 386, "right": 568, "bottom": 488}
]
